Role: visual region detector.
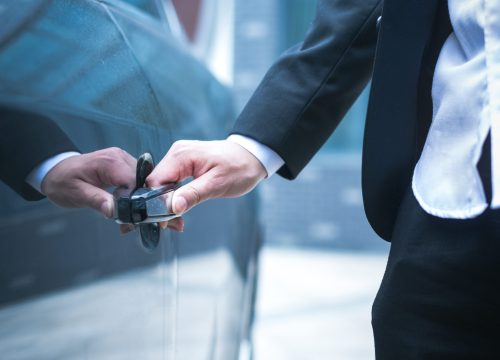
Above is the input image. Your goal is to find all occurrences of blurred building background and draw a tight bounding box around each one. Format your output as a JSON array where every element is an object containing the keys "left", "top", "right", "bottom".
[
  {"left": 232, "top": 0, "right": 387, "bottom": 251},
  {"left": 230, "top": 1, "right": 390, "bottom": 359}
]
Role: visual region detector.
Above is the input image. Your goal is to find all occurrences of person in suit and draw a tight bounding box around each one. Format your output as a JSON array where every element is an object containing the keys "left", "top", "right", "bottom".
[
  {"left": 148, "top": 0, "right": 500, "bottom": 357},
  {"left": 0, "top": 106, "right": 137, "bottom": 218}
]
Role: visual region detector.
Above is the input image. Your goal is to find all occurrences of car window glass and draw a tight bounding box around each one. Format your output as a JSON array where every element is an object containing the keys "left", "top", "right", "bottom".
[
  {"left": 106, "top": 3, "right": 231, "bottom": 138},
  {"left": 0, "top": 1, "right": 163, "bottom": 127}
]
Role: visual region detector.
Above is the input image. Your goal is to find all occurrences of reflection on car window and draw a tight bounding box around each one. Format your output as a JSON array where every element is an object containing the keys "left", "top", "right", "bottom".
[
  {"left": 0, "top": 0, "right": 231, "bottom": 138},
  {"left": 119, "top": 0, "right": 163, "bottom": 21},
  {"left": 171, "top": 0, "right": 201, "bottom": 42},
  {"left": 0, "top": 1, "right": 166, "bottom": 126}
]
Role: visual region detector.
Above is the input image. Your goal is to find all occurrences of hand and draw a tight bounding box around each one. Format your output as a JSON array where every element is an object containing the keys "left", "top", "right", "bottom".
[
  {"left": 146, "top": 140, "right": 267, "bottom": 215},
  {"left": 41, "top": 147, "right": 136, "bottom": 218}
]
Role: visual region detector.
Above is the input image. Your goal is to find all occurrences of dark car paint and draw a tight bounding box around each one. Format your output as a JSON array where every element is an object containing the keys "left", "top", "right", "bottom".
[{"left": 0, "top": 1, "right": 260, "bottom": 358}]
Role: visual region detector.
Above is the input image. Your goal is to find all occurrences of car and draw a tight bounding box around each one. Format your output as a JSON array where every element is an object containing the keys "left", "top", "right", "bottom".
[{"left": 0, "top": 1, "right": 261, "bottom": 359}]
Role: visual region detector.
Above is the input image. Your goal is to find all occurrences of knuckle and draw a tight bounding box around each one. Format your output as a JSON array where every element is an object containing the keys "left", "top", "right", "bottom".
[
  {"left": 171, "top": 142, "right": 188, "bottom": 159},
  {"left": 108, "top": 147, "right": 122, "bottom": 155},
  {"left": 101, "top": 147, "right": 125, "bottom": 164},
  {"left": 172, "top": 140, "right": 186, "bottom": 150},
  {"left": 186, "top": 185, "right": 202, "bottom": 204},
  {"left": 107, "top": 147, "right": 128, "bottom": 162}
]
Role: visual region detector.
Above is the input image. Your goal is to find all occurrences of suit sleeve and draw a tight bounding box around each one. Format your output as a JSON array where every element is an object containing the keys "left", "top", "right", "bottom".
[
  {"left": 0, "top": 107, "right": 79, "bottom": 201},
  {"left": 231, "top": 0, "right": 382, "bottom": 179}
]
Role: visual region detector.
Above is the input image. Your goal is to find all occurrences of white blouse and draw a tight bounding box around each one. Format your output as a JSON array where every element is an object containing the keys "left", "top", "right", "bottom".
[{"left": 412, "top": 0, "right": 500, "bottom": 218}]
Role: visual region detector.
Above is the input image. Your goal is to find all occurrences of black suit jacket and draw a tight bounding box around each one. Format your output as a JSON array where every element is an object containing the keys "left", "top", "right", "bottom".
[
  {"left": 232, "top": 0, "right": 452, "bottom": 240},
  {"left": 0, "top": 107, "right": 78, "bottom": 201}
]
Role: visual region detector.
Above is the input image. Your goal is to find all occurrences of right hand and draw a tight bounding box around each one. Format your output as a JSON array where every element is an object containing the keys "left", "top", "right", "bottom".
[{"left": 146, "top": 140, "right": 267, "bottom": 215}]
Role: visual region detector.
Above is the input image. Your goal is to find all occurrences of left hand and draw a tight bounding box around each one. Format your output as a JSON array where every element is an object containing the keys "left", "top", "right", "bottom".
[
  {"left": 41, "top": 147, "right": 137, "bottom": 219},
  {"left": 42, "top": 147, "right": 185, "bottom": 232}
]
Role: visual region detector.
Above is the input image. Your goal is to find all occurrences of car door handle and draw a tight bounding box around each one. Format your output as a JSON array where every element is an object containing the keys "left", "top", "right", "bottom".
[{"left": 113, "top": 153, "right": 179, "bottom": 252}]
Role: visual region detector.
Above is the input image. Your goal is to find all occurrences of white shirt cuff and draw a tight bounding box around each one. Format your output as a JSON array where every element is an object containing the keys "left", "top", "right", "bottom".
[
  {"left": 26, "top": 151, "right": 81, "bottom": 194},
  {"left": 227, "top": 134, "right": 285, "bottom": 177}
]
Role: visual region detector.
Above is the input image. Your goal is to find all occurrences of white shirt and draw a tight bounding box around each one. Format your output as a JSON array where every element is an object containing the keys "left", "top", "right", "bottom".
[
  {"left": 25, "top": 152, "right": 80, "bottom": 194},
  {"left": 230, "top": 0, "right": 500, "bottom": 220},
  {"left": 413, "top": 0, "right": 500, "bottom": 218}
]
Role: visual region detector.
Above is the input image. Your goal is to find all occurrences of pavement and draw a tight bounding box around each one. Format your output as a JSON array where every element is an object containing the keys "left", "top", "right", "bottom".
[{"left": 253, "top": 247, "right": 389, "bottom": 360}]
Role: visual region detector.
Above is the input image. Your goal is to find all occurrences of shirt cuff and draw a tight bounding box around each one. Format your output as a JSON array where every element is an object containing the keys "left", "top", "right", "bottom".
[
  {"left": 26, "top": 151, "right": 81, "bottom": 194},
  {"left": 227, "top": 134, "right": 285, "bottom": 177}
]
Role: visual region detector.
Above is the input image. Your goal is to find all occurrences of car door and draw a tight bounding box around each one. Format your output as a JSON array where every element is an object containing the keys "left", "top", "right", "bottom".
[
  {"left": 0, "top": 1, "right": 261, "bottom": 359},
  {"left": 0, "top": 1, "right": 178, "bottom": 358}
]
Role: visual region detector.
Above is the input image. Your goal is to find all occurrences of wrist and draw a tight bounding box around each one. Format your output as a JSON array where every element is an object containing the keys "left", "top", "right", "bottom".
[
  {"left": 26, "top": 151, "right": 81, "bottom": 195},
  {"left": 226, "top": 140, "right": 267, "bottom": 181},
  {"left": 227, "top": 134, "right": 284, "bottom": 178}
]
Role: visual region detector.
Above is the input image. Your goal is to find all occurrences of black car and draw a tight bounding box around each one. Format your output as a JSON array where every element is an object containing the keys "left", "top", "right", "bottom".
[{"left": 0, "top": 1, "right": 261, "bottom": 359}]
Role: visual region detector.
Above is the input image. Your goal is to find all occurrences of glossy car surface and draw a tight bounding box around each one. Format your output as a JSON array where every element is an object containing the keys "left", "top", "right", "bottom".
[{"left": 0, "top": 1, "right": 261, "bottom": 359}]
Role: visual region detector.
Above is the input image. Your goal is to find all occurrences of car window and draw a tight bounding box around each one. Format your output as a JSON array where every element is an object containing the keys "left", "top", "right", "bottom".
[{"left": 0, "top": 1, "right": 164, "bottom": 127}]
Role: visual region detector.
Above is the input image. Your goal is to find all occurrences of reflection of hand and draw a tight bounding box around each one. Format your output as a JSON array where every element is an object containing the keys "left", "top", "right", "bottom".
[
  {"left": 119, "top": 218, "right": 185, "bottom": 234},
  {"left": 146, "top": 140, "right": 267, "bottom": 215},
  {"left": 41, "top": 147, "right": 136, "bottom": 218}
]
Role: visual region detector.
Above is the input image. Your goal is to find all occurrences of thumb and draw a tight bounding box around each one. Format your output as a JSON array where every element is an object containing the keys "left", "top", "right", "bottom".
[
  {"left": 171, "top": 173, "right": 216, "bottom": 214},
  {"left": 79, "top": 182, "right": 115, "bottom": 218}
]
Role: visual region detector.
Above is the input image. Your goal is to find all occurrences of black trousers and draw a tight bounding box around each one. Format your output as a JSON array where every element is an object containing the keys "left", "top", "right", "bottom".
[{"left": 372, "top": 185, "right": 500, "bottom": 359}]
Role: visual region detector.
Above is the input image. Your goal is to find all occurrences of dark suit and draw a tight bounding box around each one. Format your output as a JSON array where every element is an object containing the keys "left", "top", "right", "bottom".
[
  {"left": 233, "top": 0, "right": 500, "bottom": 358},
  {"left": 0, "top": 107, "right": 78, "bottom": 200},
  {"left": 233, "top": 0, "right": 454, "bottom": 241}
]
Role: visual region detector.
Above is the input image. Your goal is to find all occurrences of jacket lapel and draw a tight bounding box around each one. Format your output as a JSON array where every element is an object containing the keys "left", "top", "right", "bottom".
[{"left": 362, "top": 0, "right": 442, "bottom": 240}]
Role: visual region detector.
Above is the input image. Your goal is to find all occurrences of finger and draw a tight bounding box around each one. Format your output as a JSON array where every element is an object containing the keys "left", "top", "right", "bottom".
[
  {"left": 147, "top": 141, "right": 201, "bottom": 187},
  {"left": 120, "top": 150, "right": 137, "bottom": 168},
  {"left": 89, "top": 148, "right": 136, "bottom": 189},
  {"left": 171, "top": 172, "right": 218, "bottom": 214},
  {"left": 159, "top": 217, "right": 184, "bottom": 232},
  {"left": 97, "top": 157, "right": 136, "bottom": 189},
  {"left": 78, "top": 182, "right": 115, "bottom": 218},
  {"left": 107, "top": 164, "right": 136, "bottom": 188},
  {"left": 120, "top": 224, "right": 135, "bottom": 234},
  {"left": 147, "top": 155, "right": 182, "bottom": 187}
]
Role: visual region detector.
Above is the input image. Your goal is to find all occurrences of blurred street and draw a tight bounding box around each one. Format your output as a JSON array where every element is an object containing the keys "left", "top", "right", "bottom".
[{"left": 254, "top": 248, "right": 387, "bottom": 360}]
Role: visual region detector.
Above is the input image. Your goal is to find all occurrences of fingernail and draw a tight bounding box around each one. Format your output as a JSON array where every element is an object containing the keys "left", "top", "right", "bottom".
[
  {"left": 174, "top": 196, "right": 188, "bottom": 214},
  {"left": 101, "top": 201, "right": 113, "bottom": 219}
]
